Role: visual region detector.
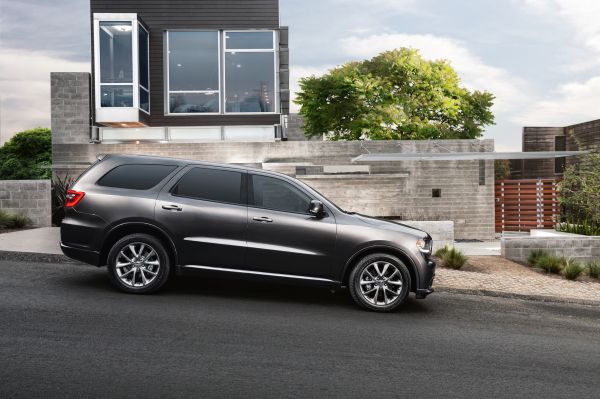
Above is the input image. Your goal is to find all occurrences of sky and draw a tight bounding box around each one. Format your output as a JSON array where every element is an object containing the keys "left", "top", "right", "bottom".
[{"left": 1, "top": 0, "right": 599, "bottom": 150}]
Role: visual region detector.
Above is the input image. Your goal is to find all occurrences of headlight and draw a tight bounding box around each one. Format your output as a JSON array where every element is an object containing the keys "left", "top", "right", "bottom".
[{"left": 416, "top": 238, "right": 432, "bottom": 254}]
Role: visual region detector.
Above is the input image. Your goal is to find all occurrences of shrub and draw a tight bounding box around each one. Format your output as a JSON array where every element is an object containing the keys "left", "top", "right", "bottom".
[
  {"left": 562, "top": 259, "right": 584, "bottom": 280},
  {"left": 0, "top": 209, "right": 11, "bottom": 227},
  {"left": 558, "top": 153, "right": 600, "bottom": 236},
  {"left": 536, "top": 255, "right": 563, "bottom": 274},
  {"left": 434, "top": 245, "right": 451, "bottom": 258},
  {"left": 0, "top": 127, "right": 51, "bottom": 180},
  {"left": 0, "top": 210, "right": 30, "bottom": 229},
  {"left": 7, "top": 214, "right": 30, "bottom": 228},
  {"left": 556, "top": 221, "right": 600, "bottom": 236},
  {"left": 439, "top": 247, "right": 468, "bottom": 270},
  {"left": 51, "top": 174, "right": 76, "bottom": 226},
  {"left": 527, "top": 249, "right": 547, "bottom": 266},
  {"left": 586, "top": 262, "right": 600, "bottom": 279}
]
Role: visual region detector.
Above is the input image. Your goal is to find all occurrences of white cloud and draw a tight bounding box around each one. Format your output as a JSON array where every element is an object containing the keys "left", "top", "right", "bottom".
[
  {"left": 333, "top": 0, "right": 417, "bottom": 12},
  {"left": 514, "top": 76, "right": 600, "bottom": 126},
  {"left": 0, "top": 48, "right": 89, "bottom": 143},
  {"left": 518, "top": 0, "right": 600, "bottom": 68},
  {"left": 339, "top": 33, "right": 530, "bottom": 114}
]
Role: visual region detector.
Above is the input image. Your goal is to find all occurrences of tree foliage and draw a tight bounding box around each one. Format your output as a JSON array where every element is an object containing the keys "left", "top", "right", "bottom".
[
  {"left": 558, "top": 153, "right": 600, "bottom": 228},
  {"left": 295, "top": 48, "right": 495, "bottom": 140},
  {"left": 0, "top": 127, "right": 52, "bottom": 180}
]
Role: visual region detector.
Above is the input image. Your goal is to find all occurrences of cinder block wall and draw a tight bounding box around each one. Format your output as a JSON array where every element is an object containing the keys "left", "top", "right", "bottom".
[
  {"left": 502, "top": 237, "right": 600, "bottom": 263},
  {"left": 51, "top": 72, "right": 91, "bottom": 145},
  {"left": 0, "top": 180, "right": 51, "bottom": 227}
]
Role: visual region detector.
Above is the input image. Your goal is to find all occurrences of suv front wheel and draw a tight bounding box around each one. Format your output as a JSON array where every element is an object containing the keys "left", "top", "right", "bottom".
[
  {"left": 349, "top": 253, "right": 411, "bottom": 312},
  {"left": 107, "top": 233, "right": 171, "bottom": 294}
]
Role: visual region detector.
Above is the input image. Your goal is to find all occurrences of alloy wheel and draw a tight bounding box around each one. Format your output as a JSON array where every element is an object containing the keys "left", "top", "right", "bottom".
[
  {"left": 115, "top": 242, "right": 161, "bottom": 288},
  {"left": 358, "top": 261, "right": 403, "bottom": 306}
]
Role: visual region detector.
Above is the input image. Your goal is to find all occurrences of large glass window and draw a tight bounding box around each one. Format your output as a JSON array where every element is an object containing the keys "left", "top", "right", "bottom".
[
  {"left": 172, "top": 167, "right": 244, "bottom": 205},
  {"left": 224, "top": 31, "right": 276, "bottom": 113},
  {"left": 167, "top": 31, "right": 220, "bottom": 114},
  {"left": 250, "top": 174, "right": 310, "bottom": 214},
  {"left": 99, "top": 21, "right": 133, "bottom": 107},
  {"left": 138, "top": 24, "right": 150, "bottom": 113}
]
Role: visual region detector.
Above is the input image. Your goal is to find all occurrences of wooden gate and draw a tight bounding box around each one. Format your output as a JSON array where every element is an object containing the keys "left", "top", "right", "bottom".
[{"left": 495, "top": 179, "right": 560, "bottom": 233}]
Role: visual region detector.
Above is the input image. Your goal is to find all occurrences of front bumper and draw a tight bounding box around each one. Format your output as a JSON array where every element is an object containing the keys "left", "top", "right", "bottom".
[{"left": 416, "top": 259, "right": 435, "bottom": 299}]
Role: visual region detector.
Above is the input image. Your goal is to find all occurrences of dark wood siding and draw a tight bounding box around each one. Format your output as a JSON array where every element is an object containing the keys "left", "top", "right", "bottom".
[
  {"left": 565, "top": 118, "right": 600, "bottom": 152},
  {"left": 521, "top": 126, "right": 565, "bottom": 179},
  {"left": 520, "top": 119, "right": 600, "bottom": 178},
  {"left": 90, "top": 0, "right": 281, "bottom": 127}
]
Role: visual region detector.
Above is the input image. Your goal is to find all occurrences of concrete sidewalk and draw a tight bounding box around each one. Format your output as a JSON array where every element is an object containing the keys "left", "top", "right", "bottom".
[
  {"left": 0, "top": 228, "right": 65, "bottom": 263},
  {"left": 0, "top": 227, "right": 61, "bottom": 254},
  {"left": 454, "top": 240, "right": 501, "bottom": 256}
]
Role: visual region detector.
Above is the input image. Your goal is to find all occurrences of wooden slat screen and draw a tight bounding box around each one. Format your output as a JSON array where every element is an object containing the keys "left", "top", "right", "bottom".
[{"left": 495, "top": 179, "right": 560, "bottom": 233}]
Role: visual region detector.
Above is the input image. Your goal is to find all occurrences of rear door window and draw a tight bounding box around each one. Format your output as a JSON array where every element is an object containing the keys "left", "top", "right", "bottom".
[
  {"left": 171, "top": 167, "right": 245, "bottom": 205},
  {"left": 97, "top": 164, "right": 177, "bottom": 190}
]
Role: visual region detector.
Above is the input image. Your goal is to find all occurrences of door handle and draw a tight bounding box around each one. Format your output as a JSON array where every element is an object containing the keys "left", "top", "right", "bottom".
[
  {"left": 252, "top": 216, "right": 273, "bottom": 223},
  {"left": 162, "top": 204, "right": 182, "bottom": 211}
]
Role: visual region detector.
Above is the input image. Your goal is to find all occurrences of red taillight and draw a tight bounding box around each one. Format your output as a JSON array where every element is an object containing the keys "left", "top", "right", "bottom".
[{"left": 65, "top": 190, "right": 85, "bottom": 208}]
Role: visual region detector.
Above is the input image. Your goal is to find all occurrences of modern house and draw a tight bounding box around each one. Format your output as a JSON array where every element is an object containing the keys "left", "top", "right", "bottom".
[
  {"left": 51, "top": 0, "right": 499, "bottom": 240},
  {"left": 87, "top": 0, "right": 288, "bottom": 142}
]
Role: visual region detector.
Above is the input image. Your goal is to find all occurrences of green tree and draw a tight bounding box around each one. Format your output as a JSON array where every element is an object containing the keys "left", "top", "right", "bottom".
[
  {"left": 559, "top": 153, "right": 600, "bottom": 228},
  {"left": 0, "top": 127, "right": 52, "bottom": 180},
  {"left": 295, "top": 48, "right": 495, "bottom": 140}
]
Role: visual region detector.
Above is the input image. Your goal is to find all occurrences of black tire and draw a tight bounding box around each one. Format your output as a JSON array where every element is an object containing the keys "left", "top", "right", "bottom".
[
  {"left": 107, "top": 233, "right": 171, "bottom": 294},
  {"left": 348, "top": 253, "right": 411, "bottom": 312}
]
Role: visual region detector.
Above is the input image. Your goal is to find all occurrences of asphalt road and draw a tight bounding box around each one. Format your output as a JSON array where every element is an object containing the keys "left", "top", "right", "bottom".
[{"left": 1, "top": 260, "right": 599, "bottom": 399}]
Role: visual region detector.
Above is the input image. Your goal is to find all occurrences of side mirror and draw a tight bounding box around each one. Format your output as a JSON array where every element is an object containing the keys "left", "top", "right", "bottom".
[{"left": 309, "top": 200, "right": 324, "bottom": 217}]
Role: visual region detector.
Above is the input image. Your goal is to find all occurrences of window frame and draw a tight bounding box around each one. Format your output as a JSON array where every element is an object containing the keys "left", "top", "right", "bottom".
[
  {"left": 223, "top": 30, "right": 278, "bottom": 115},
  {"left": 138, "top": 23, "right": 150, "bottom": 115},
  {"left": 165, "top": 30, "right": 222, "bottom": 116},
  {"left": 170, "top": 166, "right": 247, "bottom": 206},
  {"left": 248, "top": 173, "right": 313, "bottom": 215},
  {"left": 93, "top": 13, "right": 140, "bottom": 110}
]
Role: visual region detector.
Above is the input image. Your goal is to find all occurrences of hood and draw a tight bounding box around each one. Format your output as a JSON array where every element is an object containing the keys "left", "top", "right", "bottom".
[{"left": 348, "top": 213, "right": 428, "bottom": 238}]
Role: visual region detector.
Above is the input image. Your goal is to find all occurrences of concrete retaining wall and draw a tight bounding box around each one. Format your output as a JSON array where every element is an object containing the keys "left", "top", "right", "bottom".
[
  {"left": 0, "top": 180, "right": 51, "bottom": 227},
  {"left": 502, "top": 236, "right": 600, "bottom": 263},
  {"left": 53, "top": 140, "right": 495, "bottom": 240}
]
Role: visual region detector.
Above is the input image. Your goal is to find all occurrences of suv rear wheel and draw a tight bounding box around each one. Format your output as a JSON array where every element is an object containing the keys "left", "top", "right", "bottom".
[
  {"left": 349, "top": 253, "right": 411, "bottom": 312},
  {"left": 107, "top": 233, "right": 170, "bottom": 294}
]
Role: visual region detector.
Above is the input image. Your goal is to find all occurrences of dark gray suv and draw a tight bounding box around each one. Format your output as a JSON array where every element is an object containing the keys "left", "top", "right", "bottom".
[{"left": 61, "top": 154, "right": 435, "bottom": 312}]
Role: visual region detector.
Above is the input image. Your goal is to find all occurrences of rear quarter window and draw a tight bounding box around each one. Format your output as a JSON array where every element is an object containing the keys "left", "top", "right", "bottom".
[{"left": 96, "top": 164, "right": 177, "bottom": 190}]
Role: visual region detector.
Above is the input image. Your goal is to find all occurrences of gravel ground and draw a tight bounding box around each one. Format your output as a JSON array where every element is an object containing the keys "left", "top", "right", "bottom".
[{"left": 435, "top": 256, "right": 600, "bottom": 305}]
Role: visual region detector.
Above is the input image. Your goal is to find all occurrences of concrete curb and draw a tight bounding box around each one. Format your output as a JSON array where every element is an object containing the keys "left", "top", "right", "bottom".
[
  {"left": 435, "top": 286, "right": 600, "bottom": 307},
  {"left": 0, "top": 250, "right": 82, "bottom": 264}
]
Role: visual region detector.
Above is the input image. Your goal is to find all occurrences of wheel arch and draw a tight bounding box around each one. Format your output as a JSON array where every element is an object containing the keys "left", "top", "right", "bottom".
[
  {"left": 99, "top": 222, "right": 178, "bottom": 267},
  {"left": 341, "top": 245, "right": 418, "bottom": 292}
]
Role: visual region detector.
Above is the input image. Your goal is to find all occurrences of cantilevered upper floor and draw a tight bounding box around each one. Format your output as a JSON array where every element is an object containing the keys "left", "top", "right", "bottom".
[{"left": 90, "top": 0, "right": 289, "bottom": 140}]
